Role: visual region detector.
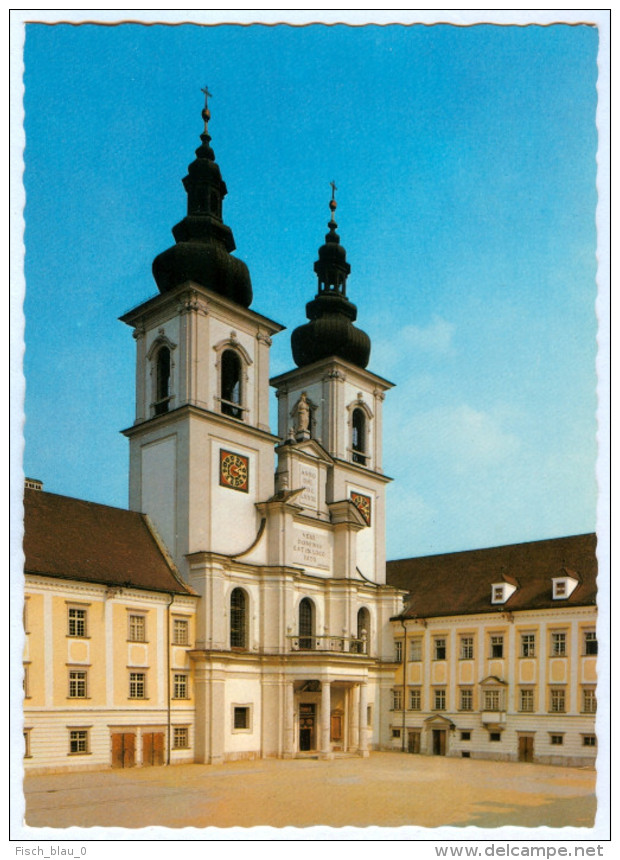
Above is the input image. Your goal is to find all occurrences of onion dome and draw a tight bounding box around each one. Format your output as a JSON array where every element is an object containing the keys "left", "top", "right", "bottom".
[
  {"left": 152, "top": 88, "right": 252, "bottom": 307},
  {"left": 291, "top": 185, "right": 370, "bottom": 368}
]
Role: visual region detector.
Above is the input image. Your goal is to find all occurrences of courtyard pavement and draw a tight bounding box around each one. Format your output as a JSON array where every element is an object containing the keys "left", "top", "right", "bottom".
[{"left": 22, "top": 752, "right": 597, "bottom": 831}]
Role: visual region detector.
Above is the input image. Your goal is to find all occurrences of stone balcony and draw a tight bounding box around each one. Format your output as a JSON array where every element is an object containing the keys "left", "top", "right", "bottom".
[{"left": 287, "top": 634, "right": 368, "bottom": 654}]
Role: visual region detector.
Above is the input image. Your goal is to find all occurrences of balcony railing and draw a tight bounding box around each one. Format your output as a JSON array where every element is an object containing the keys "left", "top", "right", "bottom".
[{"left": 287, "top": 634, "right": 368, "bottom": 654}]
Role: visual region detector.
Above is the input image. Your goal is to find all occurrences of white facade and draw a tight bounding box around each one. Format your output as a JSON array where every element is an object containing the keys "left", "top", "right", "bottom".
[{"left": 121, "top": 278, "right": 404, "bottom": 763}]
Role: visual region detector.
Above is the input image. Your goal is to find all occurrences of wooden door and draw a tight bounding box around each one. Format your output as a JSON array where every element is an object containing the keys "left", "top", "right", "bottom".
[
  {"left": 330, "top": 712, "right": 343, "bottom": 742},
  {"left": 142, "top": 732, "right": 165, "bottom": 766},
  {"left": 518, "top": 735, "right": 534, "bottom": 762},
  {"left": 299, "top": 704, "right": 315, "bottom": 751},
  {"left": 111, "top": 732, "right": 135, "bottom": 768},
  {"left": 408, "top": 730, "right": 421, "bottom": 754},
  {"left": 432, "top": 729, "right": 446, "bottom": 756}
]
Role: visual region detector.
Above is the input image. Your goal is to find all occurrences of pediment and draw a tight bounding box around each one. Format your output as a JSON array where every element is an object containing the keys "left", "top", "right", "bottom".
[
  {"left": 424, "top": 714, "right": 455, "bottom": 728},
  {"left": 281, "top": 437, "right": 334, "bottom": 465},
  {"left": 479, "top": 675, "right": 508, "bottom": 688}
]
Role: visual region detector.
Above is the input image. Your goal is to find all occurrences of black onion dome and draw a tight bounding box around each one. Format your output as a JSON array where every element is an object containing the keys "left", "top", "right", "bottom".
[
  {"left": 152, "top": 91, "right": 252, "bottom": 307},
  {"left": 291, "top": 191, "right": 370, "bottom": 368}
]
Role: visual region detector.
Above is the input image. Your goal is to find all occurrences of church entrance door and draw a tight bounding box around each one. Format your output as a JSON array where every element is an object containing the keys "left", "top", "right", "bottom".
[{"left": 299, "top": 703, "right": 316, "bottom": 751}]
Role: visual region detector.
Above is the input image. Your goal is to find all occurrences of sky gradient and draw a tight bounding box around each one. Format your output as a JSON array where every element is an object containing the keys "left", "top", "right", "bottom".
[{"left": 17, "top": 16, "right": 601, "bottom": 559}]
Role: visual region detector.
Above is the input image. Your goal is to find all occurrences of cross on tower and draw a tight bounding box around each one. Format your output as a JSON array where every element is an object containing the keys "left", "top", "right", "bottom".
[
  {"left": 330, "top": 180, "right": 337, "bottom": 201},
  {"left": 201, "top": 85, "right": 213, "bottom": 110}
]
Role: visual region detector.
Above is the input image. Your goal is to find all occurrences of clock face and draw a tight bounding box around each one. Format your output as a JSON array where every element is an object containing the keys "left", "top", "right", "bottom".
[
  {"left": 350, "top": 491, "right": 371, "bottom": 525},
  {"left": 219, "top": 450, "right": 249, "bottom": 493}
]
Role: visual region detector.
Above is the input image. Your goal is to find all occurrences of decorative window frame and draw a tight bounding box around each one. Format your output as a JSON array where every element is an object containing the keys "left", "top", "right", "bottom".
[
  {"left": 172, "top": 725, "right": 190, "bottom": 749},
  {"left": 172, "top": 672, "right": 190, "bottom": 700},
  {"left": 213, "top": 334, "right": 253, "bottom": 420},
  {"left": 127, "top": 611, "right": 147, "bottom": 643},
  {"left": 172, "top": 615, "right": 191, "bottom": 647},
  {"left": 68, "top": 667, "right": 89, "bottom": 699},
  {"left": 231, "top": 703, "right": 253, "bottom": 733},
  {"left": 67, "top": 603, "right": 89, "bottom": 638},
  {"left": 147, "top": 334, "right": 177, "bottom": 417},
  {"left": 68, "top": 727, "right": 91, "bottom": 756},
  {"left": 128, "top": 670, "right": 148, "bottom": 700},
  {"left": 229, "top": 585, "right": 250, "bottom": 650},
  {"left": 346, "top": 395, "right": 374, "bottom": 466}
]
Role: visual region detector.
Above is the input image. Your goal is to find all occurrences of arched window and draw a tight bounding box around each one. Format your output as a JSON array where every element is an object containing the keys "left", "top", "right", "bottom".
[
  {"left": 230, "top": 588, "right": 247, "bottom": 649},
  {"left": 352, "top": 408, "right": 367, "bottom": 464},
  {"left": 154, "top": 346, "right": 171, "bottom": 415},
  {"left": 299, "top": 598, "right": 315, "bottom": 651},
  {"left": 356, "top": 607, "right": 370, "bottom": 654},
  {"left": 221, "top": 349, "right": 242, "bottom": 419}
]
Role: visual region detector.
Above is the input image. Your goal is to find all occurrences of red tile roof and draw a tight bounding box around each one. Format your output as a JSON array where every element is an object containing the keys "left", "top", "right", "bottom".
[
  {"left": 387, "top": 534, "right": 597, "bottom": 620},
  {"left": 23, "top": 489, "right": 194, "bottom": 595}
]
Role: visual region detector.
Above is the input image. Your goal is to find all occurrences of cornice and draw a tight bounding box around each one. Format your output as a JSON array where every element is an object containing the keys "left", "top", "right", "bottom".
[{"left": 121, "top": 402, "right": 280, "bottom": 443}]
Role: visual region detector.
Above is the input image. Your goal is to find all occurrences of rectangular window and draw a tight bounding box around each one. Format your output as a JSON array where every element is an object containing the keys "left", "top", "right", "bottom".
[
  {"left": 583, "top": 688, "right": 597, "bottom": 714},
  {"left": 23, "top": 729, "right": 31, "bottom": 758},
  {"left": 68, "top": 606, "right": 87, "bottom": 638},
  {"left": 391, "top": 728, "right": 401, "bottom": 739},
  {"left": 459, "top": 688, "right": 473, "bottom": 711},
  {"left": 69, "top": 729, "right": 89, "bottom": 755},
  {"left": 490, "top": 635, "right": 504, "bottom": 658},
  {"left": 584, "top": 631, "right": 598, "bottom": 655},
  {"left": 392, "top": 689, "right": 403, "bottom": 711},
  {"left": 23, "top": 664, "right": 30, "bottom": 698},
  {"left": 129, "top": 672, "right": 146, "bottom": 699},
  {"left": 173, "top": 673, "right": 188, "bottom": 699},
  {"left": 68, "top": 670, "right": 87, "bottom": 699},
  {"left": 520, "top": 633, "right": 536, "bottom": 657},
  {"left": 550, "top": 688, "right": 566, "bottom": 713},
  {"left": 583, "top": 735, "right": 596, "bottom": 747},
  {"left": 409, "top": 688, "right": 421, "bottom": 711},
  {"left": 460, "top": 636, "right": 474, "bottom": 660},
  {"left": 367, "top": 705, "right": 373, "bottom": 727},
  {"left": 460, "top": 731, "right": 471, "bottom": 741},
  {"left": 551, "top": 631, "right": 567, "bottom": 656},
  {"left": 434, "top": 638, "right": 446, "bottom": 660},
  {"left": 128, "top": 614, "right": 146, "bottom": 642},
  {"left": 173, "top": 726, "right": 189, "bottom": 749},
  {"left": 550, "top": 734, "right": 564, "bottom": 746},
  {"left": 434, "top": 688, "right": 446, "bottom": 711},
  {"left": 489, "top": 732, "right": 502, "bottom": 742},
  {"left": 409, "top": 638, "right": 422, "bottom": 661},
  {"left": 484, "top": 690, "right": 501, "bottom": 711},
  {"left": 520, "top": 688, "right": 534, "bottom": 713},
  {"left": 233, "top": 706, "right": 250, "bottom": 730},
  {"left": 173, "top": 618, "right": 189, "bottom": 646},
  {"left": 395, "top": 641, "right": 403, "bottom": 663}
]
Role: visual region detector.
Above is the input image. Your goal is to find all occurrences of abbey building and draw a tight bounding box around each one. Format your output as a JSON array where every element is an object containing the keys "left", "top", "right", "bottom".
[{"left": 22, "top": 98, "right": 597, "bottom": 771}]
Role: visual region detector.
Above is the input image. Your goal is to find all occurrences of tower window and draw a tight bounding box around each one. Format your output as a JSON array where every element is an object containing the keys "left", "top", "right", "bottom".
[
  {"left": 221, "top": 350, "right": 243, "bottom": 419},
  {"left": 352, "top": 408, "right": 367, "bottom": 464},
  {"left": 154, "top": 346, "right": 171, "bottom": 415},
  {"left": 230, "top": 588, "right": 248, "bottom": 650},
  {"left": 298, "top": 597, "right": 315, "bottom": 650},
  {"left": 355, "top": 607, "right": 370, "bottom": 654}
]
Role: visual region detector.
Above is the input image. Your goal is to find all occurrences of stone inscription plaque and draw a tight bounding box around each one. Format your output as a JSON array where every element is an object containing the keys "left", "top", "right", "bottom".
[
  {"left": 299, "top": 464, "right": 318, "bottom": 508},
  {"left": 291, "top": 527, "right": 330, "bottom": 570}
]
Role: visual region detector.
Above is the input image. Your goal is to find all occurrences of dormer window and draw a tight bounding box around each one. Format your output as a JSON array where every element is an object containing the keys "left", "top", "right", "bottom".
[
  {"left": 552, "top": 575, "right": 578, "bottom": 599},
  {"left": 491, "top": 582, "right": 517, "bottom": 604}
]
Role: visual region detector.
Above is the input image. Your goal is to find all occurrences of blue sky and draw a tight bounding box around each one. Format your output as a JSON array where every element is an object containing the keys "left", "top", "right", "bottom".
[{"left": 18, "top": 17, "right": 601, "bottom": 559}]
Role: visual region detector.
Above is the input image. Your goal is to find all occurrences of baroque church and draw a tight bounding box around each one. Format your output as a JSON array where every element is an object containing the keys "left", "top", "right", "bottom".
[{"left": 22, "top": 96, "right": 597, "bottom": 771}]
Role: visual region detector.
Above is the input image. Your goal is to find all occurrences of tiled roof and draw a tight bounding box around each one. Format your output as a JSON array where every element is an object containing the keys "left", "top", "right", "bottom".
[
  {"left": 387, "top": 534, "right": 597, "bottom": 619},
  {"left": 23, "top": 489, "right": 194, "bottom": 595}
]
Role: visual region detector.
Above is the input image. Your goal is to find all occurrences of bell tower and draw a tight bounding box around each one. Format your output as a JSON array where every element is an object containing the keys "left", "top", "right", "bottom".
[
  {"left": 271, "top": 188, "right": 393, "bottom": 583},
  {"left": 121, "top": 92, "right": 283, "bottom": 576}
]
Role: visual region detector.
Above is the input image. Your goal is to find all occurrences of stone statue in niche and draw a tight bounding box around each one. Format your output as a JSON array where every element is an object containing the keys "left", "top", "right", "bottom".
[{"left": 294, "top": 392, "right": 311, "bottom": 441}]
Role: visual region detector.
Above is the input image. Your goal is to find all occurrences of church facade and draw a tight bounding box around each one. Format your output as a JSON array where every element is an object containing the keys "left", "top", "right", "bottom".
[{"left": 22, "top": 98, "right": 597, "bottom": 772}]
